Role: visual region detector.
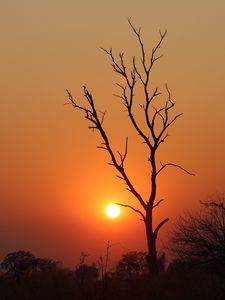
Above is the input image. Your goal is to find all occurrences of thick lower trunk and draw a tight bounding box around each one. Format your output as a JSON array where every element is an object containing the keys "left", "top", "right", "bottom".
[
  {"left": 145, "top": 211, "right": 159, "bottom": 276},
  {"left": 146, "top": 240, "right": 158, "bottom": 276}
]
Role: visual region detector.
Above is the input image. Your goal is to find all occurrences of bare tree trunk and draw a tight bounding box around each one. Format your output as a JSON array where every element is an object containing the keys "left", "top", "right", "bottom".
[{"left": 145, "top": 210, "right": 158, "bottom": 276}]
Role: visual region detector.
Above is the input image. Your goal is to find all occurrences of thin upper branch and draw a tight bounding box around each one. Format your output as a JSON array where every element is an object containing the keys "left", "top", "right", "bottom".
[
  {"left": 102, "top": 21, "right": 167, "bottom": 151},
  {"left": 127, "top": 21, "right": 171, "bottom": 151},
  {"left": 117, "top": 137, "right": 128, "bottom": 168},
  {"left": 101, "top": 47, "right": 135, "bottom": 89},
  {"left": 154, "top": 85, "right": 183, "bottom": 145},
  {"left": 150, "top": 29, "right": 167, "bottom": 70},
  {"left": 128, "top": 18, "right": 147, "bottom": 73},
  {"left": 128, "top": 18, "right": 167, "bottom": 74}
]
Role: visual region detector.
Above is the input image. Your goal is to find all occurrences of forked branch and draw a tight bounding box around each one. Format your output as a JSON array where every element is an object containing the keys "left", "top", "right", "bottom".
[
  {"left": 117, "top": 137, "right": 128, "bottom": 168},
  {"left": 66, "top": 87, "right": 147, "bottom": 210},
  {"left": 128, "top": 18, "right": 167, "bottom": 74},
  {"left": 153, "top": 199, "right": 164, "bottom": 209},
  {"left": 101, "top": 21, "right": 168, "bottom": 151}
]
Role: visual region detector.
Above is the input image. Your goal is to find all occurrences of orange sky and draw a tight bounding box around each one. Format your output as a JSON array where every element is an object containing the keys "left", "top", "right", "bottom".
[{"left": 1, "top": 0, "right": 225, "bottom": 267}]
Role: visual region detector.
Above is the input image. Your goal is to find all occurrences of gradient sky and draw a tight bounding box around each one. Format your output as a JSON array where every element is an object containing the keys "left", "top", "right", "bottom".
[{"left": 1, "top": 0, "right": 225, "bottom": 268}]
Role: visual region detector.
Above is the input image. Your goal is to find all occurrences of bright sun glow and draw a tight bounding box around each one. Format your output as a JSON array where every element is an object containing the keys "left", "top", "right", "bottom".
[{"left": 105, "top": 203, "right": 120, "bottom": 218}]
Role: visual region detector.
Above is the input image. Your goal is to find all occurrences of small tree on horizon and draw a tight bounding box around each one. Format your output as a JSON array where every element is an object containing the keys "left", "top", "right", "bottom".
[
  {"left": 0, "top": 250, "right": 60, "bottom": 281},
  {"left": 66, "top": 19, "right": 194, "bottom": 276}
]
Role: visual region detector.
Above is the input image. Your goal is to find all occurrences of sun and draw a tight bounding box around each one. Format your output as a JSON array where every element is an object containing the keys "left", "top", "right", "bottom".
[{"left": 105, "top": 203, "right": 121, "bottom": 219}]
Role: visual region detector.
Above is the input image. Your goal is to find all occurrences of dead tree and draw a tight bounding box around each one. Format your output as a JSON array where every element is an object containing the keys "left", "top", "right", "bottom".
[{"left": 66, "top": 20, "right": 194, "bottom": 276}]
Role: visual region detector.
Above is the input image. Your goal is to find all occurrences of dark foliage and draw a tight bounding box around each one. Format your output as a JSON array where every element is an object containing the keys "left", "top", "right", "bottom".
[
  {"left": 169, "top": 195, "right": 225, "bottom": 268},
  {"left": 111, "top": 251, "right": 165, "bottom": 280},
  {"left": 74, "top": 263, "right": 99, "bottom": 286},
  {"left": 1, "top": 250, "right": 59, "bottom": 282},
  {"left": 114, "top": 251, "right": 149, "bottom": 279},
  {"left": 0, "top": 251, "right": 78, "bottom": 299},
  {"left": 0, "top": 249, "right": 225, "bottom": 299}
]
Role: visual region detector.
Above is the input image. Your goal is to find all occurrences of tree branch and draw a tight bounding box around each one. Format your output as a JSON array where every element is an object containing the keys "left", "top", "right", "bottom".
[
  {"left": 200, "top": 201, "right": 225, "bottom": 211},
  {"left": 116, "top": 202, "right": 145, "bottom": 221},
  {"left": 67, "top": 87, "right": 147, "bottom": 209},
  {"left": 156, "top": 162, "right": 195, "bottom": 176},
  {"left": 154, "top": 85, "right": 183, "bottom": 145},
  {"left": 117, "top": 137, "right": 128, "bottom": 168},
  {"left": 153, "top": 199, "right": 164, "bottom": 209},
  {"left": 154, "top": 218, "right": 170, "bottom": 238}
]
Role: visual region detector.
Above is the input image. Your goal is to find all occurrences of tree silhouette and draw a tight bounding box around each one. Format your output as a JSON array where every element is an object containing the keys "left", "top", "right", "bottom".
[
  {"left": 75, "top": 264, "right": 99, "bottom": 286},
  {"left": 67, "top": 19, "right": 193, "bottom": 276},
  {"left": 1, "top": 250, "right": 59, "bottom": 281},
  {"left": 74, "top": 252, "right": 99, "bottom": 287},
  {"left": 113, "top": 251, "right": 166, "bottom": 279},
  {"left": 169, "top": 195, "right": 225, "bottom": 268},
  {"left": 1, "top": 250, "right": 36, "bottom": 281},
  {"left": 114, "top": 251, "right": 148, "bottom": 279}
]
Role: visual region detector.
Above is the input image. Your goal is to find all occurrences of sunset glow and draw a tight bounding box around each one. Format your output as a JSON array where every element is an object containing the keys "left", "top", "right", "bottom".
[
  {"left": 0, "top": 0, "right": 225, "bottom": 272},
  {"left": 106, "top": 204, "right": 121, "bottom": 218}
]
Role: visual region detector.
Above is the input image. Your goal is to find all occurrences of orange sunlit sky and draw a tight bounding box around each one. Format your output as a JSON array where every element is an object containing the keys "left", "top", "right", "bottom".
[{"left": 1, "top": 1, "right": 225, "bottom": 268}]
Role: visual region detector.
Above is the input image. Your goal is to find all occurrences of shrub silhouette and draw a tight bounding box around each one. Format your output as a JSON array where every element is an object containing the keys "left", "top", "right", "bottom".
[{"left": 169, "top": 195, "right": 225, "bottom": 269}]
